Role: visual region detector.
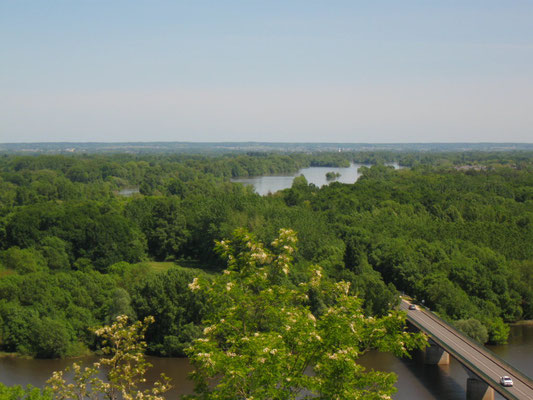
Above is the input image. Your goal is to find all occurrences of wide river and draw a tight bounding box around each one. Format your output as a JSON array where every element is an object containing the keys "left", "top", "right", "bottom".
[
  {"left": 1, "top": 324, "right": 531, "bottom": 399},
  {"left": 231, "top": 163, "right": 399, "bottom": 195}
]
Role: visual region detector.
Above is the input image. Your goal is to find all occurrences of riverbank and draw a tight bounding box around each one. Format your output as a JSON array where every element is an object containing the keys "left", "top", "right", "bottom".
[
  {"left": 0, "top": 352, "right": 32, "bottom": 359},
  {"left": 510, "top": 320, "right": 533, "bottom": 326},
  {"left": 0, "top": 347, "right": 94, "bottom": 360}
]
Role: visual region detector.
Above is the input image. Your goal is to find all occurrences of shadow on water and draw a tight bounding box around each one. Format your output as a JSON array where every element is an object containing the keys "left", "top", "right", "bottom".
[
  {"left": 399, "top": 350, "right": 467, "bottom": 400},
  {"left": 363, "top": 348, "right": 511, "bottom": 400},
  {"left": 358, "top": 349, "right": 467, "bottom": 400}
]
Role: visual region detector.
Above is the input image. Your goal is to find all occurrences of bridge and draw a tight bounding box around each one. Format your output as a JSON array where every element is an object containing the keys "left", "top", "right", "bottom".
[{"left": 400, "top": 299, "right": 533, "bottom": 400}]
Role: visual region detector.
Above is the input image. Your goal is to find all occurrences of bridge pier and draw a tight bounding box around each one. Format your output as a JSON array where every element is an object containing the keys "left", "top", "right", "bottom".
[
  {"left": 466, "top": 377, "right": 494, "bottom": 400},
  {"left": 424, "top": 341, "right": 450, "bottom": 365}
]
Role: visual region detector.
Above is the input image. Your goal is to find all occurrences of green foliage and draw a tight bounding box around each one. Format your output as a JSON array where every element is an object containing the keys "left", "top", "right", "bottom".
[
  {"left": 33, "top": 317, "right": 74, "bottom": 358},
  {"left": 283, "top": 175, "right": 316, "bottom": 207},
  {"left": 0, "top": 302, "right": 72, "bottom": 358},
  {"left": 124, "top": 197, "right": 189, "bottom": 261},
  {"left": 0, "top": 271, "right": 116, "bottom": 357},
  {"left": 131, "top": 267, "right": 207, "bottom": 356},
  {"left": 38, "top": 237, "right": 70, "bottom": 271},
  {"left": 484, "top": 316, "right": 510, "bottom": 344},
  {"left": 1, "top": 150, "right": 533, "bottom": 358},
  {"left": 3, "top": 201, "right": 146, "bottom": 270},
  {"left": 185, "top": 229, "right": 426, "bottom": 399},
  {"left": 453, "top": 319, "right": 489, "bottom": 344},
  {"left": 106, "top": 288, "right": 136, "bottom": 323},
  {"left": 1, "top": 247, "right": 47, "bottom": 274},
  {"left": 325, "top": 171, "right": 341, "bottom": 181},
  {"left": 0, "top": 383, "right": 52, "bottom": 400},
  {"left": 109, "top": 261, "right": 153, "bottom": 290}
]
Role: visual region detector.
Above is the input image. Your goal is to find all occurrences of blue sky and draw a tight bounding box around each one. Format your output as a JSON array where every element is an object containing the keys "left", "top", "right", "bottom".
[{"left": 1, "top": 1, "right": 532, "bottom": 143}]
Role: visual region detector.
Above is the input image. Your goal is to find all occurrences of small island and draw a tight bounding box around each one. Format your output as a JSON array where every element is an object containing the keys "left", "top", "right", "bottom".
[{"left": 325, "top": 171, "right": 341, "bottom": 181}]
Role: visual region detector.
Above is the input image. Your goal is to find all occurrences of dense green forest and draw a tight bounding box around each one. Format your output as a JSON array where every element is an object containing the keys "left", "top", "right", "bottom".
[{"left": 1, "top": 151, "right": 532, "bottom": 359}]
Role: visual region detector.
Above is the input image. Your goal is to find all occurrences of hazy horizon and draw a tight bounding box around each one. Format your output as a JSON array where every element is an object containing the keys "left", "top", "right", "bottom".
[
  {"left": 2, "top": 1, "right": 533, "bottom": 143},
  {"left": 2, "top": 140, "right": 533, "bottom": 145}
]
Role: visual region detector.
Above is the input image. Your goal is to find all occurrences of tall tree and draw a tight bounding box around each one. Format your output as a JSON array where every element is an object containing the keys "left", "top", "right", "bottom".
[{"left": 186, "top": 229, "right": 426, "bottom": 400}]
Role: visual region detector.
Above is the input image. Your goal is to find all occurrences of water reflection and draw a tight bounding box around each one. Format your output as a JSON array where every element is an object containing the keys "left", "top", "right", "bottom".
[{"left": 0, "top": 355, "right": 195, "bottom": 399}]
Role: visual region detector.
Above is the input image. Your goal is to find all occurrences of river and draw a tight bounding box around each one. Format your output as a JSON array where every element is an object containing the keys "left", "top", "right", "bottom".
[
  {"left": 1, "top": 325, "right": 531, "bottom": 399},
  {"left": 231, "top": 163, "right": 400, "bottom": 195}
]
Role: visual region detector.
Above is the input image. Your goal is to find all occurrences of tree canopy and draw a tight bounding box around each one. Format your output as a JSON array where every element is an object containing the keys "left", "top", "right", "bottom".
[{"left": 0, "top": 149, "right": 532, "bottom": 364}]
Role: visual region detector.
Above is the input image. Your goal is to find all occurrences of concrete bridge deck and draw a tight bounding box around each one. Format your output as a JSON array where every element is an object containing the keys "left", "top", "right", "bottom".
[{"left": 401, "top": 299, "right": 533, "bottom": 400}]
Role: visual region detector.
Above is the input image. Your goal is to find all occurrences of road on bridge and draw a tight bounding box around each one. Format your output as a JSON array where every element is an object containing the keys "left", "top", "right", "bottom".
[{"left": 400, "top": 300, "right": 533, "bottom": 400}]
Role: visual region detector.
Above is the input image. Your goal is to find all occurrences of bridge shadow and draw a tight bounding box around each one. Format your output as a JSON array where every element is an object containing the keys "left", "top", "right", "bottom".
[
  {"left": 358, "top": 348, "right": 468, "bottom": 399},
  {"left": 396, "top": 349, "right": 468, "bottom": 400}
]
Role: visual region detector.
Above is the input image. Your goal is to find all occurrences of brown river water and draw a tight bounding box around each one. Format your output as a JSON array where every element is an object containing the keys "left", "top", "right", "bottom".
[{"left": 1, "top": 325, "right": 531, "bottom": 399}]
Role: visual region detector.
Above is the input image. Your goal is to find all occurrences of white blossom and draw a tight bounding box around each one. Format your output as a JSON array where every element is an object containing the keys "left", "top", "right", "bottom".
[
  {"left": 203, "top": 325, "right": 215, "bottom": 335},
  {"left": 188, "top": 278, "right": 200, "bottom": 291}
]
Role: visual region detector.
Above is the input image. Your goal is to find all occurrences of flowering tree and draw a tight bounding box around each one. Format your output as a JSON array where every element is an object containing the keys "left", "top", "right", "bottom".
[
  {"left": 47, "top": 315, "right": 171, "bottom": 400},
  {"left": 186, "top": 228, "right": 427, "bottom": 400}
]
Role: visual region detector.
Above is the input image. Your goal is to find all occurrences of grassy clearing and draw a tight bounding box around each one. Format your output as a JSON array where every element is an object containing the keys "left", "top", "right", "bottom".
[
  {"left": 145, "top": 261, "right": 176, "bottom": 273},
  {"left": 143, "top": 260, "right": 217, "bottom": 275}
]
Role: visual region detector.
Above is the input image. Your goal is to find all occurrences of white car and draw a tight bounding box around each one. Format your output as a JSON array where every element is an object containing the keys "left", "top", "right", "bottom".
[
  {"left": 408, "top": 304, "right": 417, "bottom": 310},
  {"left": 500, "top": 376, "right": 513, "bottom": 387}
]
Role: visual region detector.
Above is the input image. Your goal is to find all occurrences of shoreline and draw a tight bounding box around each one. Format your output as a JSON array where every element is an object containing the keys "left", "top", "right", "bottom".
[
  {"left": 0, "top": 352, "right": 33, "bottom": 359},
  {"left": 510, "top": 320, "right": 533, "bottom": 326},
  {"left": 3, "top": 320, "right": 532, "bottom": 360},
  {"left": 0, "top": 349, "right": 95, "bottom": 360}
]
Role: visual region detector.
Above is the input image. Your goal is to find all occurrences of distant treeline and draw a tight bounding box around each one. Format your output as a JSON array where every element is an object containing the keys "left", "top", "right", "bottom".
[
  {"left": 1, "top": 151, "right": 532, "bottom": 357},
  {"left": 2, "top": 141, "right": 533, "bottom": 154}
]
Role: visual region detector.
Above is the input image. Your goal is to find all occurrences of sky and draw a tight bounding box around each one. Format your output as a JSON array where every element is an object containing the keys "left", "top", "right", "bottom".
[{"left": 1, "top": 0, "right": 533, "bottom": 143}]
